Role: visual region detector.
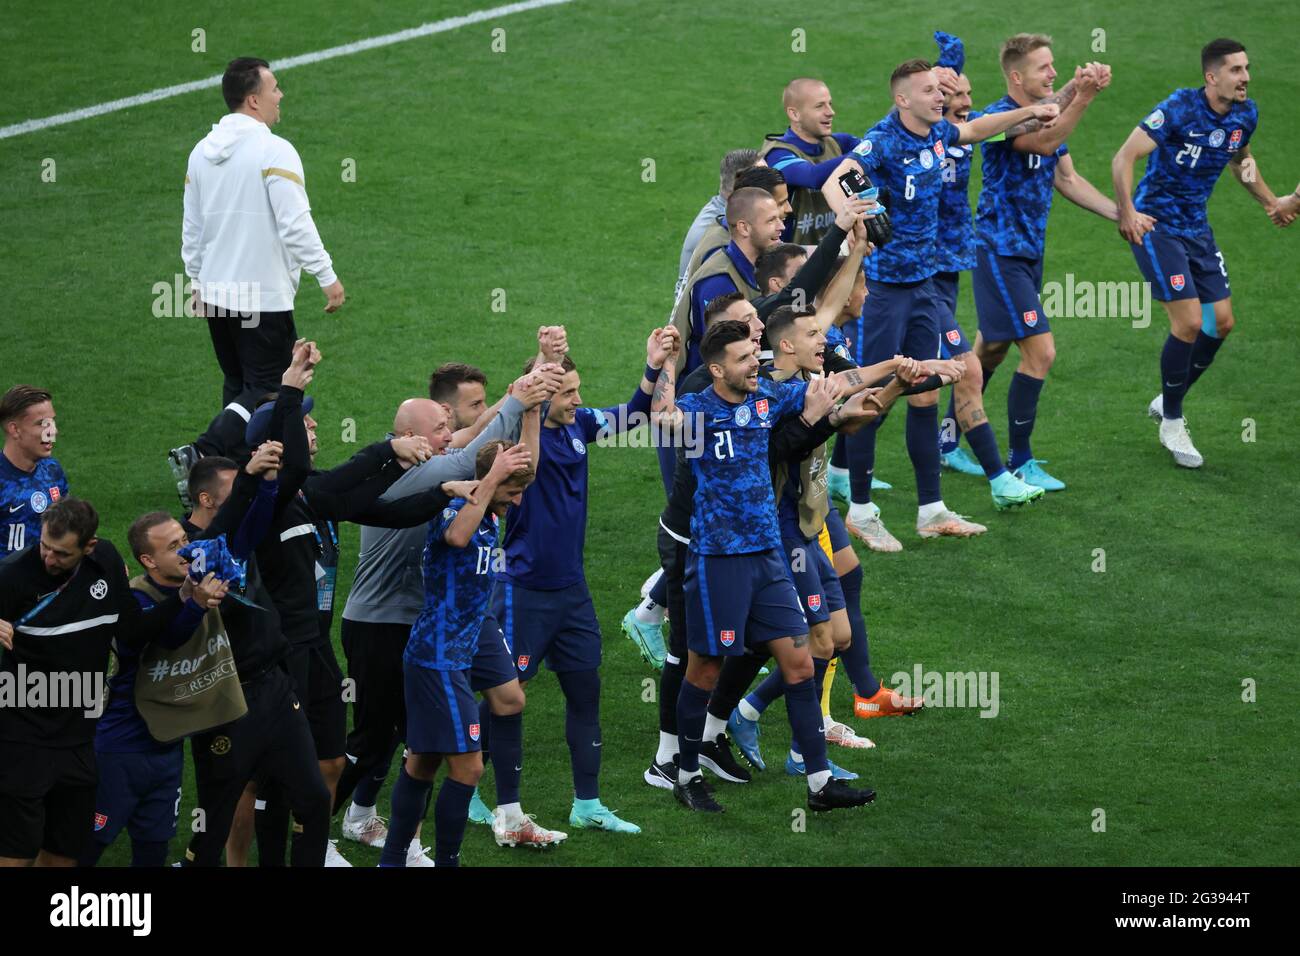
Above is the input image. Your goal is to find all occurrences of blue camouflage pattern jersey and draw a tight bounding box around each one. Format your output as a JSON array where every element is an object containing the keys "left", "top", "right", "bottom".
[
  {"left": 406, "top": 500, "right": 500, "bottom": 671},
  {"left": 0, "top": 454, "right": 69, "bottom": 554},
  {"left": 849, "top": 111, "right": 962, "bottom": 283},
  {"left": 825, "top": 324, "right": 852, "bottom": 362},
  {"left": 936, "top": 109, "right": 982, "bottom": 273},
  {"left": 675, "top": 378, "right": 808, "bottom": 555},
  {"left": 976, "top": 95, "right": 1068, "bottom": 259},
  {"left": 1133, "top": 87, "right": 1257, "bottom": 238}
]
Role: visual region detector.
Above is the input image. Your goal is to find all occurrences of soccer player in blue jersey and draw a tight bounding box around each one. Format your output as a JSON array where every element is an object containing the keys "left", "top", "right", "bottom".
[
  {"left": 760, "top": 79, "right": 863, "bottom": 246},
  {"left": 379, "top": 439, "right": 535, "bottom": 868},
  {"left": 1112, "top": 38, "right": 1292, "bottom": 468},
  {"left": 970, "top": 36, "right": 1117, "bottom": 493},
  {"left": 928, "top": 32, "right": 1056, "bottom": 513},
  {"left": 491, "top": 328, "right": 682, "bottom": 835},
  {"left": 660, "top": 318, "right": 876, "bottom": 813},
  {"left": 1, "top": 386, "right": 69, "bottom": 556},
  {"left": 823, "top": 59, "right": 1058, "bottom": 551}
]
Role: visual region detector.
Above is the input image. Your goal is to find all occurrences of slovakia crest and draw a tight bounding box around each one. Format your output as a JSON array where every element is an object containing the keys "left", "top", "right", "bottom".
[
  {"left": 734, "top": 405, "right": 752, "bottom": 426},
  {"left": 1228, "top": 128, "right": 1242, "bottom": 149},
  {"left": 49, "top": 487, "right": 61, "bottom": 502},
  {"left": 29, "top": 490, "right": 48, "bottom": 513},
  {"left": 946, "top": 329, "right": 961, "bottom": 345},
  {"left": 1023, "top": 310, "right": 1039, "bottom": 328},
  {"left": 468, "top": 723, "right": 481, "bottom": 742},
  {"left": 94, "top": 813, "right": 108, "bottom": 831},
  {"left": 1208, "top": 128, "right": 1226, "bottom": 148},
  {"left": 808, "top": 594, "right": 822, "bottom": 612},
  {"left": 517, "top": 655, "right": 530, "bottom": 671},
  {"left": 919, "top": 149, "right": 935, "bottom": 170},
  {"left": 1170, "top": 274, "right": 1186, "bottom": 291},
  {"left": 720, "top": 629, "right": 736, "bottom": 647},
  {"left": 934, "top": 140, "right": 946, "bottom": 159},
  {"left": 755, "top": 398, "right": 770, "bottom": 420}
]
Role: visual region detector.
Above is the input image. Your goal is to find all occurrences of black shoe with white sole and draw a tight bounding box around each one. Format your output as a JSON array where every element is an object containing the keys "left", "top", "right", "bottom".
[
  {"left": 643, "top": 755, "right": 677, "bottom": 791},
  {"left": 808, "top": 777, "right": 876, "bottom": 812},
  {"left": 698, "top": 733, "right": 751, "bottom": 784},
  {"left": 673, "top": 774, "right": 724, "bottom": 813}
]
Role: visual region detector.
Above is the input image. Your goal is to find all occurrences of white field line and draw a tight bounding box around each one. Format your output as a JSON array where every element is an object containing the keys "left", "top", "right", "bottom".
[{"left": 0, "top": 0, "right": 573, "bottom": 141}]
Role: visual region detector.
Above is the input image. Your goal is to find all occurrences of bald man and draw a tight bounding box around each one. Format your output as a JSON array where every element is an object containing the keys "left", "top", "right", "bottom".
[
  {"left": 669, "top": 187, "right": 787, "bottom": 375},
  {"left": 759, "top": 78, "right": 867, "bottom": 245},
  {"left": 335, "top": 373, "right": 557, "bottom": 859}
]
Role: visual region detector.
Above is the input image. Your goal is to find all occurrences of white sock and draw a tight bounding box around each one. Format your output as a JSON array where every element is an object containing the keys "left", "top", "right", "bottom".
[
  {"left": 634, "top": 598, "right": 665, "bottom": 626},
  {"left": 678, "top": 767, "right": 701, "bottom": 786},
  {"left": 789, "top": 748, "right": 803, "bottom": 763},
  {"left": 639, "top": 568, "right": 663, "bottom": 598},
  {"left": 848, "top": 501, "right": 877, "bottom": 524},
  {"left": 345, "top": 802, "right": 375, "bottom": 822},
  {"left": 808, "top": 769, "right": 832, "bottom": 792},
  {"left": 737, "top": 698, "right": 761, "bottom": 721},
  {"left": 828, "top": 465, "right": 848, "bottom": 480},
  {"left": 655, "top": 731, "right": 678, "bottom": 764},
  {"left": 703, "top": 713, "right": 727, "bottom": 741},
  {"left": 496, "top": 801, "right": 523, "bottom": 826},
  {"left": 918, "top": 500, "right": 947, "bottom": 524}
]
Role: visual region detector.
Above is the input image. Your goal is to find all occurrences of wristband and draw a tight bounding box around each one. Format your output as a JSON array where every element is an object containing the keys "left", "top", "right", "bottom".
[{"left": 644, "top": 363, "right": 662, "bottom": 381}]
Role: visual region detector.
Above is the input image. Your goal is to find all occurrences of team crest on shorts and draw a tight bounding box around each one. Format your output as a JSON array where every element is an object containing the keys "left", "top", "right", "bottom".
[
  {"left": 1228, "top": 129, "right": 1242, "bottom": 149},
  {"left": 734, "top": 405, "right": 751, "bottom": 426},
  {"left": 755, "top": 399, "right": 769, "bottom": 420},
  {"left": 808, "top": 594, "right": 822, "bottom": 612},
  {"left": 29, "top": 490, "right": 48, "bottom": 513},
  {"left": 210, "top": 735, "right": 232, "bottom": 755},
  {"left": 720, "top": 629, "right": 736, "bottom": 647},
  {"left": 1170, "top": 274, "right": 1186, "bottom": 291},
  {"left": 919, "top": 149, "right": 935, "bottom": 170},
  {"left": 468, "top": 723, "right": 481, "bottom": 741},
  {"left": 1209, "top": 128, "right": 1226, "bottom": 148},
  {"left": 89, "top": 579, "right": 108, "bottom": 600},
  {"left": 517, "top": 654, "right": 530, "bottom": 671},
  {"left": 946, "top": 329, "right": 961, "bottom": 345},
  {"left": 1023, "top": 310, "right": 1038, "bottom": 328},
  {"left": 49, "top": 487, "right": 61, "bottom": 502},
  {"left": 93, "top": 813, "right": 108, "bottom": 831}
]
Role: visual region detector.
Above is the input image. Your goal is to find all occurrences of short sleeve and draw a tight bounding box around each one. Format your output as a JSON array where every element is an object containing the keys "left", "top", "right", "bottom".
[
  {"left": 1138, "top": 96, "right": 1178, "bottom": 146},
  {"left": 675, "top": 391, "right": 702, "bottom": 416},
  {"left": 771, "top": 379, "right": 809, "bottom": 419},
  {"left": 940, "top": 120, "right": 961, "bottom": 148},
  {"left": 433, "top": 500, "right": 464, "bottom": 544},
  {"left": 849, "top": 134, "right": 883, "bottom": 174}
]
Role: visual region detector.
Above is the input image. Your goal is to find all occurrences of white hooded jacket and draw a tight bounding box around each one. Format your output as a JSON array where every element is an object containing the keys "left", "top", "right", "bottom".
[{"left": 181, "top": 113, "right": 336, "bottom": 313}]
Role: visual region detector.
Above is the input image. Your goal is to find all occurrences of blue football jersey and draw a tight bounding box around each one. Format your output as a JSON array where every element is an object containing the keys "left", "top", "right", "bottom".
[
  {"left": 676, "top": 378, "right": 808, "bottom": 555},
  {"left": 0, "top": 454, "right": 69, "bottom": 554},
  {"left": 976, "top": 95, "right": 1068, "bottom": 259},
  {"left": 1133, "top": 88, "right": 1257, "bottom": 238},
  {"left": 503, "top": 407, "right": 607, "bottom": 590},
  {"left": 824, "top": 324, "right": 852, "bottom": 363},
  {"left": 406, "top": 500, "right": 500, "bottom": 671},
  {"left": 936, "top": 109, "right": 982, "bottom": 273},
  {"left": 849, "top": 111, "right": 961, "bottom": 283}
]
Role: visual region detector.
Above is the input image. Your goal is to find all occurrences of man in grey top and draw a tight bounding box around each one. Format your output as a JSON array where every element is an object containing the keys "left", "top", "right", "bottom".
[{"left": 334, "top": 366, "right": 559, "bottom": 854}]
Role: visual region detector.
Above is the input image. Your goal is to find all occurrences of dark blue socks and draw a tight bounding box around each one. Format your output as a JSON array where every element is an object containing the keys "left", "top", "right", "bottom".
[
  {"left": 433, "top": 778, "right": 475, "bottom": 867},
  {"left": 676, "top": 680, "right": 711, "bottom": 775},
  {"left": 837, "top": 565, "right": 880, "bottom": 697},
  {"left": 1160, "top": 334, "right": 1196, "bottom": 419},
  {"left": 1006, "top": 372, "right": 1045, "bottom": 470},
  {"left": 905, "top": 403, "right": 942, "bottom": 506},
  {"left": 379, "top": 765, "right": 432, "bottom": 867},
  {"left": 557, "top": 669, "right": 601, "bottom": 801}
]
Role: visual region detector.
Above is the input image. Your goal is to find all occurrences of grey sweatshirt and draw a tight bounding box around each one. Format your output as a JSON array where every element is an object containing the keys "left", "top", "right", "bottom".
[{"left": 341, "top": 396, "right": 525, "bottom": 625}]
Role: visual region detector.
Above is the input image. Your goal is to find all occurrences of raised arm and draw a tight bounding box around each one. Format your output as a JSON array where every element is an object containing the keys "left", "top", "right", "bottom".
[
  {"left": 444, "top": 444, "right": 532, "bottom": 549},
  {"left": 956, "top": 101, "right": 1062, "bottom": 147},
  {"left": 1001, "top": 64, "right": 1107, "bottom": 155},
  {"left": 1000, "top": 77, "right": 1080, "bottom": 137}
]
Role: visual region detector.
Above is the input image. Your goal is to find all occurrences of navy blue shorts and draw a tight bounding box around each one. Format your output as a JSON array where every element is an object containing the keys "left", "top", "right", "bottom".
[
  {"left": 783, "top": 531, "right": 846, "bottom": 625},
  {"left": 972, "top": 244, "right": 1049, "bottom": 342},
  {"left": 91, "top": 747, "right": 183, "bottom": 845},
  {"left": 492, "top": 579, "right": 602, "bottom": 681},
  {"left": 404, "top": 664, "right": 482, "bottom": 755},
  {"left": 683, "top": 549, "right": 808, "bottom": 657},
  {"left": 470, "top": 615, "right": 517, "bottom": 692},
  {"left": 1131, "top": 227, "right": 1230, "bottom": 304},
  {"left": 934, "top": 271, "right": 973, "bottom": 358},
  {"left": 824, "top": 506, "right": 851, "bottom": 554},
  {"left": 858, "top": 276, "right": 943, "bottom": 364}
]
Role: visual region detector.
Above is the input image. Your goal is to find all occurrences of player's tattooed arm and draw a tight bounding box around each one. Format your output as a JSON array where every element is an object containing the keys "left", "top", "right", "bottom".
[
  {"left": 1001, "top": 79, "right": 1080, "bottom": 137},
  {"left": 791, "top": 633, "right": 809, "bottom": 649},
  {"left": 651, "top": 327, "right": 683, "bottom": 427}
]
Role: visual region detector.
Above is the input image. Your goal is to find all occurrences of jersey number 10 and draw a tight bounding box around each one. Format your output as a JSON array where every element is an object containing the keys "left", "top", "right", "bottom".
[{"left": 6, "top": 524, "right": 24, "bottom": 552}]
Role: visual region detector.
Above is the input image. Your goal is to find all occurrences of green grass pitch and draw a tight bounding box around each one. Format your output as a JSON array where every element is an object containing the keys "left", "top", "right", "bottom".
[{"left": 1, "top": 0, "right": 1296, "bottom": 866}]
